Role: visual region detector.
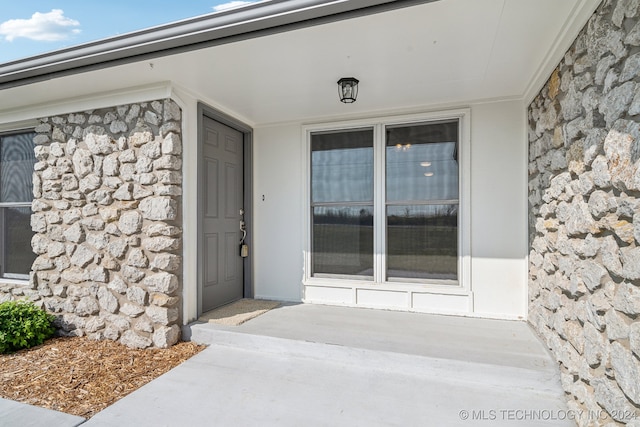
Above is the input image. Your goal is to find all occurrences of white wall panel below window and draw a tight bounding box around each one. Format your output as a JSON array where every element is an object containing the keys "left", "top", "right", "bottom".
[{"left": 356, "top": 289, "right": 408, "bottom": 308}]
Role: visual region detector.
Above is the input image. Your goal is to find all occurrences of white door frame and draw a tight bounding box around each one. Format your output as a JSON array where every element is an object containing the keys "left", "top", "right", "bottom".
[{"left": 196, "top": 103, "right": 254, "bottom": 315}]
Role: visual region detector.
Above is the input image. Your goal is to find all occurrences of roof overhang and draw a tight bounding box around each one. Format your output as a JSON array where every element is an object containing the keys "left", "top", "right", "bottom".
[
  {"left": 0, "top": 0, "right": 435, "bottom": 89},
  {"left": 0, "top": 0, "right": 602, "bottom": 126}
]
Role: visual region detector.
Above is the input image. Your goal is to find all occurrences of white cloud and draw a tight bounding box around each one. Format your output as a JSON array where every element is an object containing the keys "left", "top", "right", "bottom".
[
  {"left": 0, "top": 9, "right": 80, "bottom": 42},
  {"left": 213, "top": 1, "right": 255, "bottom": 12}
]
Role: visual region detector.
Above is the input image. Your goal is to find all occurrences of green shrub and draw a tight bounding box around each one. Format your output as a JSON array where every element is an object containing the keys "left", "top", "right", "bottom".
[{"left": 0, "top": 300, "right": 55, "bottom": 354}]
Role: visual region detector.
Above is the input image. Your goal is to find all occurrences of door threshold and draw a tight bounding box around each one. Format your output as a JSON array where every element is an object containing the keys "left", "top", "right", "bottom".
[{"left": 198, "top": 298, "right": 280, "bottom": 326}]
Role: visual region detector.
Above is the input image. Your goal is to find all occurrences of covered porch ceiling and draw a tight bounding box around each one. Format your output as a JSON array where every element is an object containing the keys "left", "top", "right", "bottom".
[{"left": 0, "top": 0, "right": 600, "bottom": 126}]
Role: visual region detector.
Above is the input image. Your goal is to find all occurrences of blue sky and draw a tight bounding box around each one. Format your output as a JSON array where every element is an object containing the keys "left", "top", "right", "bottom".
[{"left": 0, "top": 1, "right": 259, "bottom": 64}]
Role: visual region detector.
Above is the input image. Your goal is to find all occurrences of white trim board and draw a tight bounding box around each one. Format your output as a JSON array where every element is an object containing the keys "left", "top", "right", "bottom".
[
  {"left": 523, "top": 0, "right": 602, "bottom": 105},
  {"left": 0, "top": 82, "right": 172, "bottom": 125}
]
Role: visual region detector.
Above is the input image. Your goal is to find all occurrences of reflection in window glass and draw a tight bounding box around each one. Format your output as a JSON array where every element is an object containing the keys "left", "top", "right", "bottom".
[
  {"left": 0, "top": 131, "right": 36, "bottom": 278},
  {"left": 387, "top": 205, "right": 458, "bottom": 280},
  {"left": 1, "top": 132, "right": 36, "bottom": 203},
  {"left": 4, "top": 207, "right": 36, "bottom": 276},
  {"left": 309, "top": 119, "right": 460, "bottom": 283},
  {"left": 386, "top": 121, "right": 458, "bottom": 202},
  {"left": 311, "top": 129, "right": 373, "bottom": 203},
  {"left": 386, "top": 120, "right": 459, "bottom": 281},
  {"left": 312, "top": 206, "right": 373, "bottom": 276},
  {"left": 311, "top": 128, "right": 374, "bottom": 277}
]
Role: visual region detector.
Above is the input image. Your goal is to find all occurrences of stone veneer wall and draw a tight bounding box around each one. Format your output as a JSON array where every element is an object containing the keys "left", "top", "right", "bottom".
[
  {"left": 0, "top": 99, "right": 183, "bottom": 349},
  {"left": 528, "top": 0, "right": 640, "bottom": 425}
]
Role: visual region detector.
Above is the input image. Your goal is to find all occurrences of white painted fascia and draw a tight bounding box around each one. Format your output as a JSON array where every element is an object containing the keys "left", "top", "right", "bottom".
[
  {"left": 0, "top": 119, "right": 39, "bottom": 133},
  {"left": 523, "top": 0, "right": 603, "bottom": 105},
  {"left": 0, "top": 82, "right": 172, "bottom": 125}
]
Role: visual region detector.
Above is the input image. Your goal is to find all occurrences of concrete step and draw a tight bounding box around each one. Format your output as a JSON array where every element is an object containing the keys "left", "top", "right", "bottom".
[
  {"left": 185, "top": 322, "right": 563, "bottom": 397},
  {"left": 84, "top": 319, "right": 571, "bottom": 427}
]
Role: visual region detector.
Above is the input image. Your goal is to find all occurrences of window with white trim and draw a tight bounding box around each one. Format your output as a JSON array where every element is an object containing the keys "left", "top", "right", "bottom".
[
  {"left": 309, "top": 118, "right": 461, "bottom": 285},
  {"left": 0, "top": 130, "right": 36, "bottom": 279}
]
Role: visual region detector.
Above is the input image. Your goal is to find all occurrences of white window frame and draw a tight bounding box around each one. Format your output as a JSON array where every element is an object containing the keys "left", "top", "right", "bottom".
[
  {"left": 302, "top": 109, "right": 471, "bottom": 297},
  {"left": 0, "top": 125, "right": 37, "bottom": 282}
]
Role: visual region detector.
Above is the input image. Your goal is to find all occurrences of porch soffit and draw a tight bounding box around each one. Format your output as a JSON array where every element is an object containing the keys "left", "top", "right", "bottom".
[
  {"left": 0, "top": 0, "right": 436, "bottom": 88},
  {"left": 0, "top": 0, "right": 601, "bottom": 126}
]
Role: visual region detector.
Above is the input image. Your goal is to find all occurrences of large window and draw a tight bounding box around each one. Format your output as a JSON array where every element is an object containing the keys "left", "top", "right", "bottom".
[
  {"left": 311, "top": 128, "right": 374, "bottom": 277},
  {"left": 386, "top": 121, "right": 458, "bottom": 281},
  {"left": 309, "top": 119, "right": 460, "bottom": 284},
  {"left": 0, "top": 131, "right": 36, "bottom": 279}
]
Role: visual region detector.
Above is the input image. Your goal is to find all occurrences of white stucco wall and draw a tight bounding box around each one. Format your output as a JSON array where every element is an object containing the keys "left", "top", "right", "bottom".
[
  {"left": 252, "top": 124, "right": 305, "bottom": 302},
  {"left": 252, "top": 100, "right": 528, "bottom": 319},
  {"left": 469, "top": 100, "right": 528, "bottom": 318}
]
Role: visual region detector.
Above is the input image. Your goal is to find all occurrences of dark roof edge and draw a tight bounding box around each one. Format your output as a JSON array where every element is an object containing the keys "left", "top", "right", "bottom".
[{"left": 0, "top": 0, "right": 435, "bottom": 90}]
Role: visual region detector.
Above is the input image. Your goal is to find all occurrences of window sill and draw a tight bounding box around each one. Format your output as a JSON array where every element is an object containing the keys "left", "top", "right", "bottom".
[{"left": 0, "top": 277, "right": 31, "bottom": 286}]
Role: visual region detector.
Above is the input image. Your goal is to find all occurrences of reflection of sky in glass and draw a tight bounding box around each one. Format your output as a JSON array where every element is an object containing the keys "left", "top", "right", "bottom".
[
  {"left": 312, "top": 147, "right": 373, "bottom": 203},
  {"left": 386, "top": 141, "right": 458, "bottom": 202}
]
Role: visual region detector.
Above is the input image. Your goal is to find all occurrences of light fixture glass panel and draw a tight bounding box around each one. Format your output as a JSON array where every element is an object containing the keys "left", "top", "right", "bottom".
[{"left": 338, "top": 77, "right": 359, "bottom": 103}]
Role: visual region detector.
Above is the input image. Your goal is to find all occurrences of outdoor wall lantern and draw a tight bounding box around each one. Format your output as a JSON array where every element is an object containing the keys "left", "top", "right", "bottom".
[{"left": 338, "top": 77, "right": 359, "bottom": 103}]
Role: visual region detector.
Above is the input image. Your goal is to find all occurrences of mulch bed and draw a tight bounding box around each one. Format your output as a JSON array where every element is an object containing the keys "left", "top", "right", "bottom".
[{"left": 0, "top": 336, "right": 205, "bottom": 418}]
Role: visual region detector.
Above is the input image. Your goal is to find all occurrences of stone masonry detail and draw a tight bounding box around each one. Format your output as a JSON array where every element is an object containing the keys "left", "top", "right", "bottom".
[
  {"left": 0, "top": 99, "right": 183, "bottom": 349},
  {"left": 529, "top": 1, "right": 640, "bottom": 425}
]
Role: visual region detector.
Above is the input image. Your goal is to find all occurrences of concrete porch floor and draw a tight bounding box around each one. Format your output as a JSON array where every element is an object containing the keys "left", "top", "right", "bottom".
[{"left": 80, "top": 303, "right": 572, "bottom": 427}]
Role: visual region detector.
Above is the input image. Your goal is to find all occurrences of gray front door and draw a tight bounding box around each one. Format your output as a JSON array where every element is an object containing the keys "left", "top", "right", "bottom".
[{"left": 201, "top": 117, "right": 244, "bottom": 312}]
